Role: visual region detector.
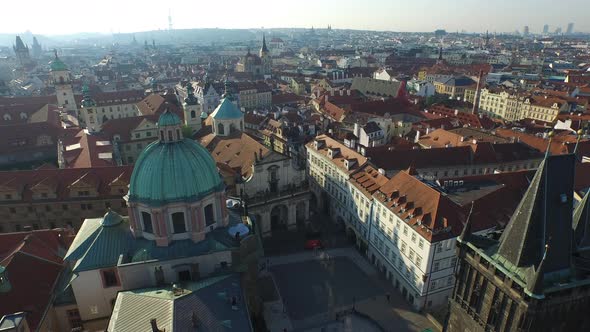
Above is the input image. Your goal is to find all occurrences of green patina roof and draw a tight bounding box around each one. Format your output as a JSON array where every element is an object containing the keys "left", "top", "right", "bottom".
[
  {"left": 49, "top": 56, "right": 67, "bottom": 72},
  {"left": 200, "top": 111, "right": 209, "bottom": 119},
  {"left": 64, "top": 214, "right": 240, "bottom": 273},
  {"left": 128, "top": 138, "right": 224, "bottom": 206},
  {"left": 102, "top": 209, "right": 123, "bottom": 226},
  {"left": 158, "top": 110, "right": 182, "bottom": 127},
  {"left": 210, "top": 98, "right": 242, "bottom": 120}
]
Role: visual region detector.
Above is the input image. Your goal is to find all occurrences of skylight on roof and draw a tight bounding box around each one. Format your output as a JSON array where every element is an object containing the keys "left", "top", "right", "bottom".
[{"left": 65, "top": 143, "right": 81, "bottom": 151}]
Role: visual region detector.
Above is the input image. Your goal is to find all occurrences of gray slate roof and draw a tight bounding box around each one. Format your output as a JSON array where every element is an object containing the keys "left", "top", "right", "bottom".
[{"left": 108, "top": 274, "right": 252, "bottom": 332}]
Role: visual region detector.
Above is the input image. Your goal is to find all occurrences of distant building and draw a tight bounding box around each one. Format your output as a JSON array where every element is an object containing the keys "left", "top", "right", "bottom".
[
  {"left": 567, "top": 22, "right": 574, "bottom": 34},
  {"left": 49, "top": 51, "right": 77, "bottom": 114},
  {"left": 0, "top": 166, "right": 132, "bottom": 233},
  {"left": 543, "top": 24, "right": 549, "bottom": 34},
  {"left": 235, "top": 36, "right": 272, "bottom": 77},
  {"left": 523, "top": 26, "right": 530, "bottom": 36},
  {"left": 31, "top": 36, "right": 42, "bottom": 59},
  {"left": 12, "top": 36, "right": 32, "bottom": 69}
]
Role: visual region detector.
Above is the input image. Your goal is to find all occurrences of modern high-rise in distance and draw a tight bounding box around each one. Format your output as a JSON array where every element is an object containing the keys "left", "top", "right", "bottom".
[
  {"left": 542, "top": 24, "right": 549, "bottom": 34},
  {"left": 567, "top": 22, "right": 574, "bottom": 34},
  {"left": 523, "top": 26, "right": 529, "bottom": 36}
]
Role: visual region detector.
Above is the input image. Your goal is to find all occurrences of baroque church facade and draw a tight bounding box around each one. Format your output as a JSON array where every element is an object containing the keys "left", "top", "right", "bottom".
[{"left": 235, "top": 36, "right": 272, "bottom": 77}]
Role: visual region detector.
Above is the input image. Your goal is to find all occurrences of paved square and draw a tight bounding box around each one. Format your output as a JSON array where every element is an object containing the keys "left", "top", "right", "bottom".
[{"left": 270, "top": 256, "right": 381, "bottom": 320}]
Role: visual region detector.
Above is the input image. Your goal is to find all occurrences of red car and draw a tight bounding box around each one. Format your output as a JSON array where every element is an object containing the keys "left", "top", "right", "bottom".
[{"left": 304, "top": 239, "right": 323, "bottom": 250}]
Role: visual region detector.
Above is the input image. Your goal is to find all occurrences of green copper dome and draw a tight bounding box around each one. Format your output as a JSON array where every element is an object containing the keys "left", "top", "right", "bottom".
[
  {"left": 158, "top": 110, "right": 182, "bottom": 127},
  {"left": 210, "top": 98, "right": 242, "bottom": 120},
  {"left": 49, "top": 51, "right": 68, "bottom": 72},
  {"left": 128, "top": 138, "right": 224, "bottom": 207}
]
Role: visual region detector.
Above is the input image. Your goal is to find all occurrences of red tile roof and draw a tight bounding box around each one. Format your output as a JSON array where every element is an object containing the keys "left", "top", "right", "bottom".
[
  {"left": 0, "top": 166, "right": 132, "bottom": 203},
  {"left": 373, "top": 169, "right": 520, "bottom": 242},
  {"left": 60, "top": 130, "right": 115, "bottom": 168},
  {"left": 0, "top": 229, "right": 74, "bottom": 330}
]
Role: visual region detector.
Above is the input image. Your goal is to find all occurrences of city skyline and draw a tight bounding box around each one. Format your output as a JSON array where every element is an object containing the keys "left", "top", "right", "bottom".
[{"left": 1, "top": 0, "right": 589, "bottom": 35}]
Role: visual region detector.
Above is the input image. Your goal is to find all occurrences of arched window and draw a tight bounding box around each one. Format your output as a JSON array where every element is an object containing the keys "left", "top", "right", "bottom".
[
  {"left": 59, "top": 76, "right": 64, "bottom": 84},
  {"left": 171, "top": 212, "right": 186, "bottom": 233},
  {"left": 190, "top": 110, "right": 196, "bottom": 119},
  {"left": 160, "top": 130, "right": 164, "bottom": 141},
  {"left": 168, "top": 130, "right": 173, "bottom": 141},
  {"left": 176, "top": 129, "right": 181, "bottom": 140},
  {"left": 141, "top": 212, "right": 153, "bottom": 233},
  {"left": 3, "top": 114, "right": 11, "bottom": 121},
  {"left": 19, "top": 112, "right": 27, "bottom": 120},
  {"left": 217, "top": 123, "right": 225, "bottom": 135},
  {"left": 204, "top": 204, "right": 215, "bottom": 226}
]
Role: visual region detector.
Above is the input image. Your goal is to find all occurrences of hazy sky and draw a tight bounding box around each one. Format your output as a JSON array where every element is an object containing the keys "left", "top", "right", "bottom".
[{"left": 2, "top": 0, "right": 589, "bottom": 35}]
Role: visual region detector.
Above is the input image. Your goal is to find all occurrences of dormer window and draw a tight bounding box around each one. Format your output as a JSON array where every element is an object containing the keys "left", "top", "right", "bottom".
[
  {"left": 328, "top": 148, "right": 340, "bottom": 159},
  {"left": 314, "top": 139, "right": 325, "bottom": 150}
]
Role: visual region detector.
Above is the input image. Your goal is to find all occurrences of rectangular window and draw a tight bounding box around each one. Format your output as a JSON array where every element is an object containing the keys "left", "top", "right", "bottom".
[
  {"left": 418, "top": 239, "right": 424, "bottom": 249},
  {"left": 411, "top": 233, "right": 417, "bottom": 243},
  {"left": 171, "top": 212, "right": 186, "bottom": 233},
  {"left": 401, "top": 241, "right": 407, "bottom": 254},
  {"left": 62, "top": 204, "right": 69, "bottom": 211},
  {"left": 416, "top": 255, "right": 422, "bottom": 267},
  {"left": 204, "top": 204, "right": 215, "bottom": 226},
  {"left": 66, "top": 309, "right": 83, "bottom": 329},
  {"left": 102, "top": 269, "right": 118, "bottom": 288},
  {"left": 9, "top": 207, "right": 16, "bottom": 214},
  {"left": 141, "top": 212, "right": 153, "bottom": 233},
  {"left": 403, "top": 225, "right": 408, "bottom": 236},
  {"left": 434, "top": 261, "right": 440, "bottom": 271}
]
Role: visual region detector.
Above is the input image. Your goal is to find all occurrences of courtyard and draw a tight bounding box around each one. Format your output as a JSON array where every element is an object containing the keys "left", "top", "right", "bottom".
[
  {"left": 270, "top": 257, "right": 380, "bottom": 320},
  {"left": 263, "top": 248, "right": 437, "bottom": 332}
]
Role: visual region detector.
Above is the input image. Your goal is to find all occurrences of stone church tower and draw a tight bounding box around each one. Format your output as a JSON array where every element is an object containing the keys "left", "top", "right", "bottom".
[
  {"left": 259, "top": 34, "right": 272, "bottom": 76},
  {"left": 50, "top": 50, "right": 78, "bottom": 114},
  {"left": 447, "top": 142, "right": 590, "bottom": 331}
]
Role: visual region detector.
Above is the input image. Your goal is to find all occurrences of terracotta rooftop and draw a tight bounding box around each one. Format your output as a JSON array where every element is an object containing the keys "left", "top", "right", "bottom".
[
  {"left": 307, "top": 134, "right": 368, "bottom": 174},
  {"left": 0, "top": 229, "right": 74, "bottom": 330},
  {"left": 373, "top": 169, "right": 523, "bottom": 242},
  {"left": 0, "top": 166, "right": 132, "bottom": 203}
]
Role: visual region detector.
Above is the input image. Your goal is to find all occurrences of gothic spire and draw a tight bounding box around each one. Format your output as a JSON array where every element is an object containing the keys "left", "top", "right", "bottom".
[
  {"left": 573, "top": 190, "right": 590, "bottom": 250},
  {"left": 260, "top": 34, "right": 269, "bottom": 56},
  {"left": 496, "top": 153, "right": 576, "bottom": 276}
]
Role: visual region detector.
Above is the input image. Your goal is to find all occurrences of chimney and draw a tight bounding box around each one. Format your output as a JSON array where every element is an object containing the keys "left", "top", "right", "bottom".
[
  {"left": 347, "top": 89, "right": 351, "bottom": 96},
  {"left": 259, "top": 148, "right": 263, "bottom": 160},
  {"left": 339, "top": 90, "right": 343, "bottom": 96},
  {"left": 150, "top": 319, "right": 162, "bottom": 332}
]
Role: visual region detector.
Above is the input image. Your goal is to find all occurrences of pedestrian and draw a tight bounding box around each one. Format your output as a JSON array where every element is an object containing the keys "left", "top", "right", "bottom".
[{"left": 386, "top": 293, "right": 391, "bottom": 303}]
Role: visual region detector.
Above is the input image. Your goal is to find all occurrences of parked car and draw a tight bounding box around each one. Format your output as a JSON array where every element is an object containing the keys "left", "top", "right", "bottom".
[{"left": 304, "top": 239, "right": 323, "bottom": 250}]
